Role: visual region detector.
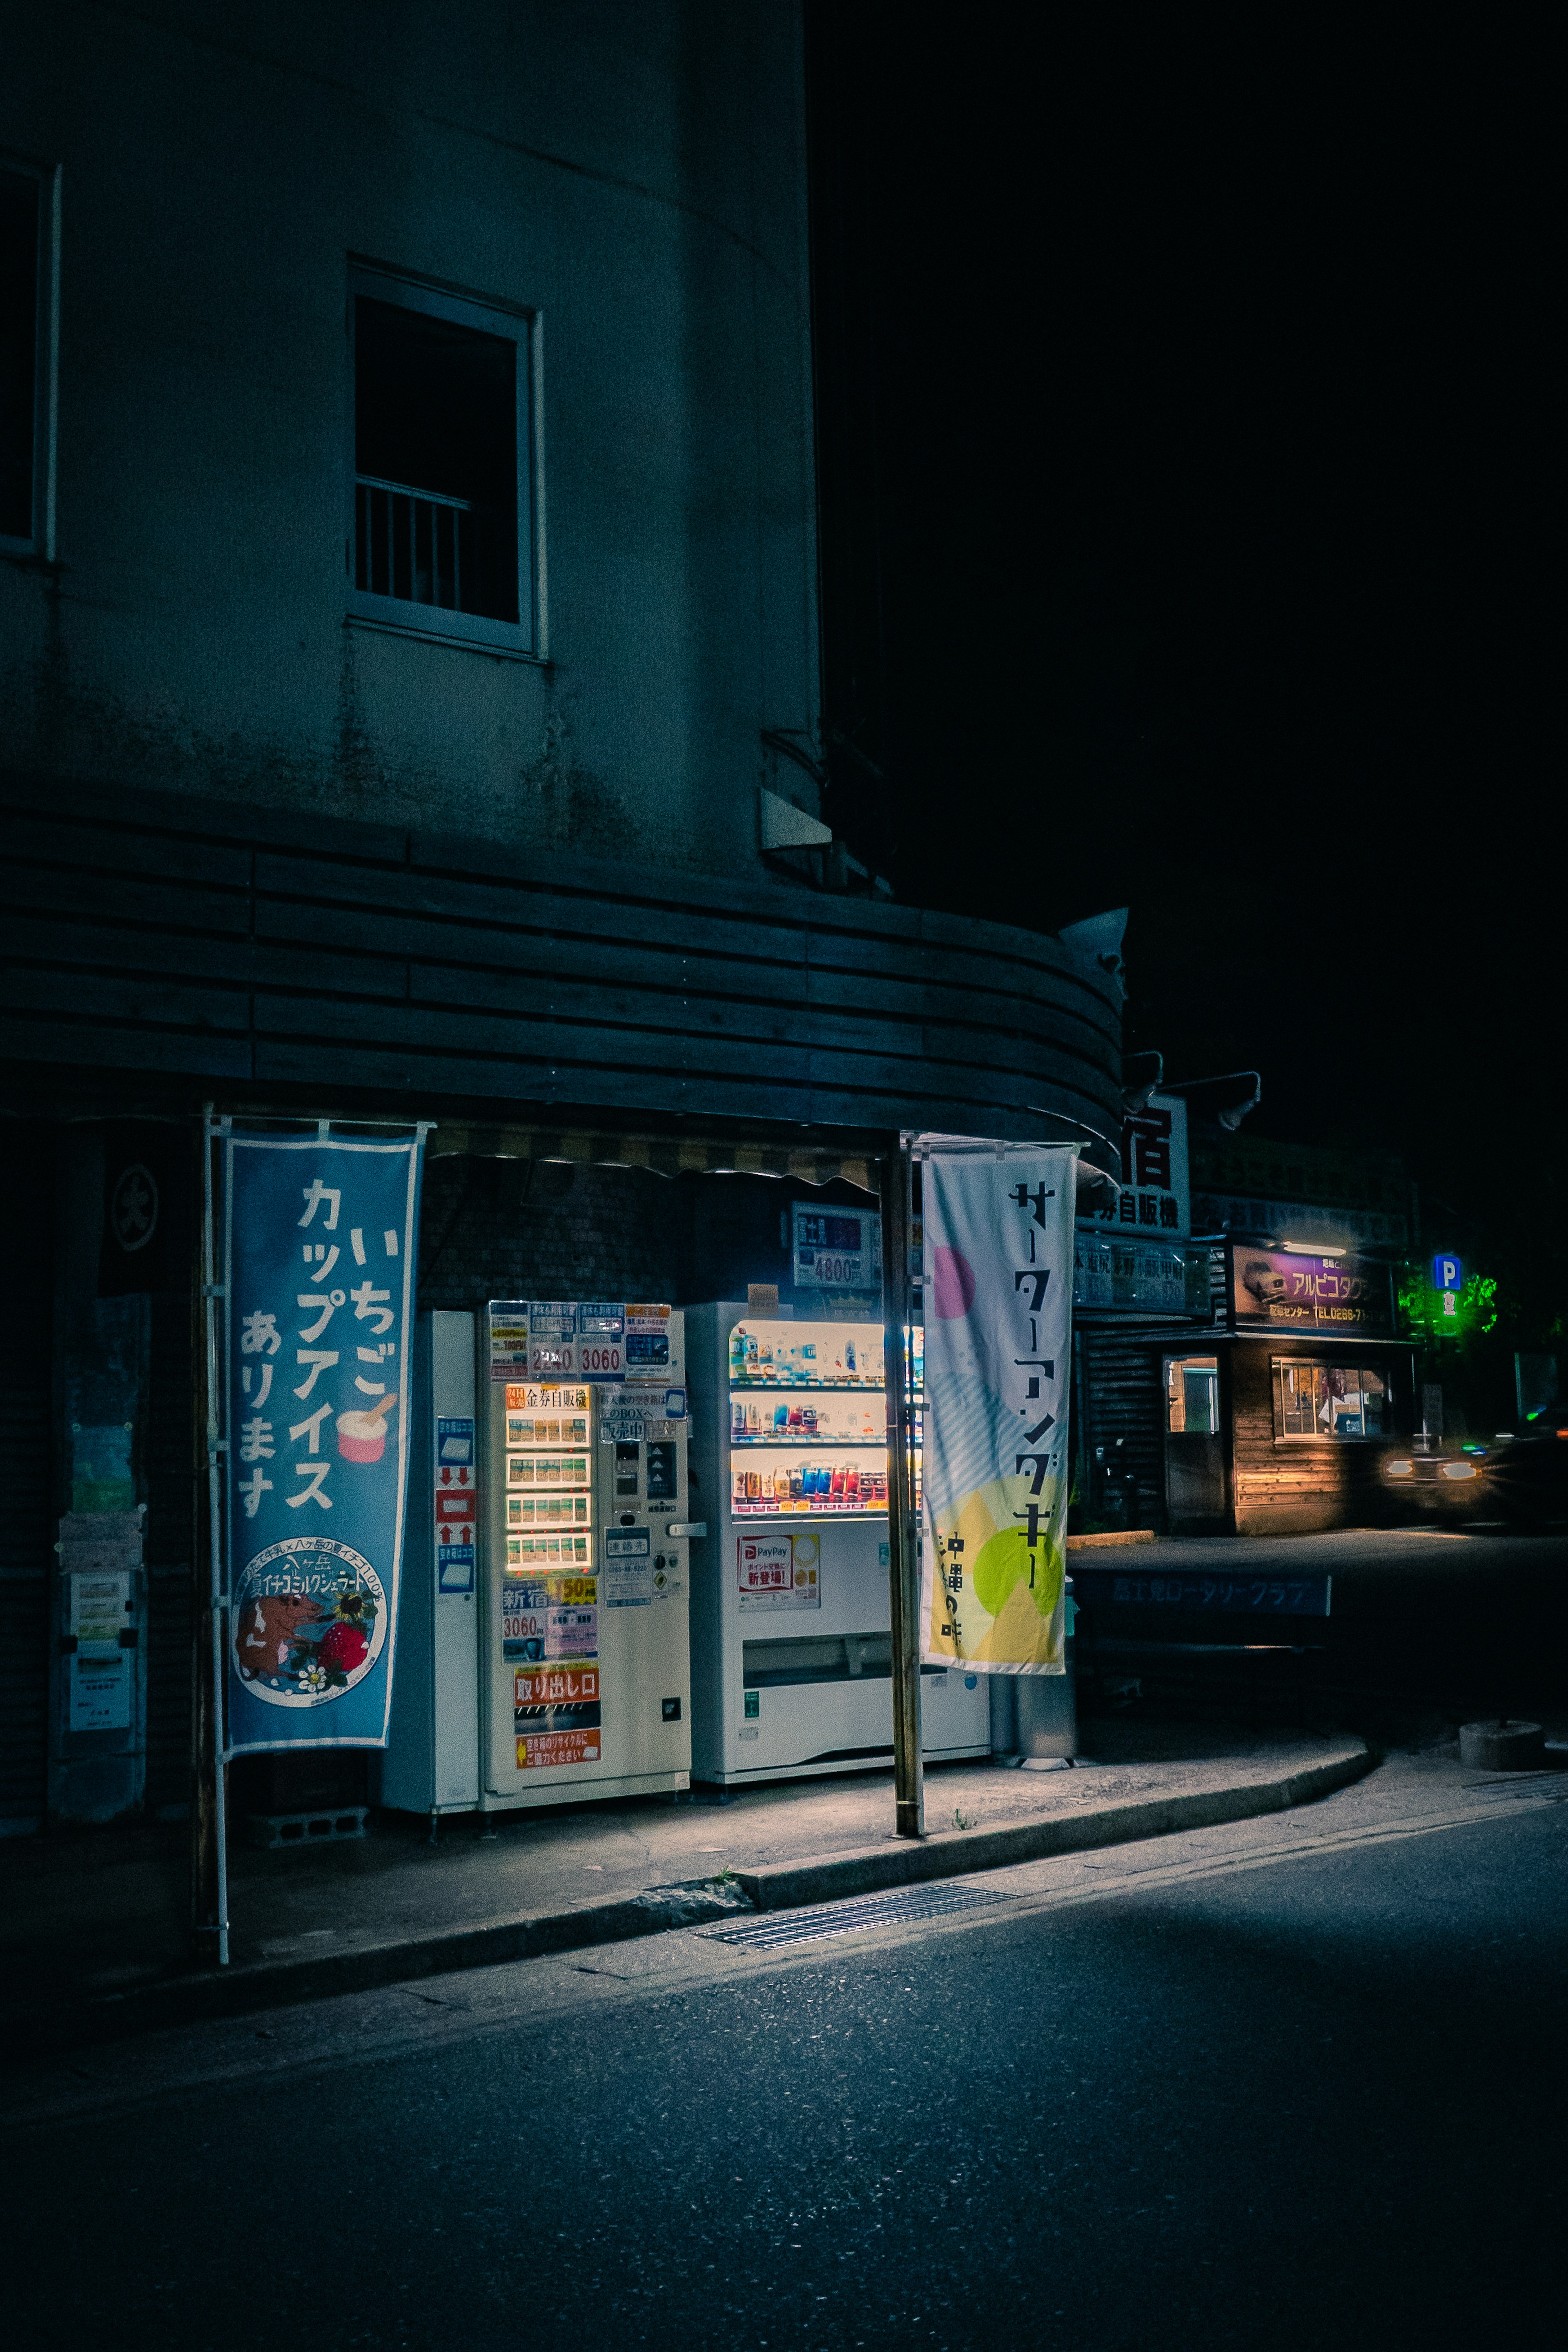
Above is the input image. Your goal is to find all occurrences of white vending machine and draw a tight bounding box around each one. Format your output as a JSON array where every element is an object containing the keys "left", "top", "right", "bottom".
[
  {"left": 381, "top": 1310, "right": 482, "bottom": 1818},
  {"left": 686, "top": 1303, "right": 989, "bottom": 1784},
  {"left": 382, "top": 1305, "right": 695, "bottom": 1818}
]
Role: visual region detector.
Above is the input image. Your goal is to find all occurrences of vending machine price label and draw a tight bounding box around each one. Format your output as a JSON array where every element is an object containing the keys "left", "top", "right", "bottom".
[{"left": 488, "top": 1301, "right": 530, "bottom": 1382}]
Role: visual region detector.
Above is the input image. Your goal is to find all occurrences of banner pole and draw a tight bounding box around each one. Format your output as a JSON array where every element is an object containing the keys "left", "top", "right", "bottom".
[
  {"left": 191, "top": 1108, "right": 229, "bottom": 1967},
  {"left": 882, "top": 1132, "right": 924, "bottom": 1838}
]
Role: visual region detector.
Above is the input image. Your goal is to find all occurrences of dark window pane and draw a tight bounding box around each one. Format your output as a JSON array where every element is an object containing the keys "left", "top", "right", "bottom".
[
  {"left": 0, "top": 168, "right": 40, "bottom": 543},
  {"left": 354, "top": 296, "right": 518, "bottom": 623}
]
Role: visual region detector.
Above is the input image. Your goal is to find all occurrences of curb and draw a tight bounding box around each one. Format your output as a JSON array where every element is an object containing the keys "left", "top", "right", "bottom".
[
  {"left": 10, "top": 1742, "right": 1370, "bottom": 2054},
  {"left": 8, "top": 1881, "right": 752, "bottom": 2058},
  {"left": 732, "top": 1740, "right": 1372, "bottom": 1911}
]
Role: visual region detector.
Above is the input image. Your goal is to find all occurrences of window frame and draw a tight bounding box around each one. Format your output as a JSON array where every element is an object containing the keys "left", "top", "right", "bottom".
[
  {"left": 1271, "top": 1357, "right": 1392, "bottom": 1443},
  {"left": 0, "top": 155, "right": 59, "bottom": 563},
  {"left": 345, "top": 261, "right": 543, "bottom": 659}
]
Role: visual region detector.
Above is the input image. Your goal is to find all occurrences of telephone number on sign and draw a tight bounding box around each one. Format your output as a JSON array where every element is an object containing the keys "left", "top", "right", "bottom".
[{"left": 579, "top": 1345, "right": 623, "bottom": 1376}]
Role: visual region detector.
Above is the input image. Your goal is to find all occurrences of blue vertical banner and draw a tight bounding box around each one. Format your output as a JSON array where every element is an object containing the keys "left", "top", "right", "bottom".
[{"left": 224, "top": 1131, "right": 425, "bottom": 1754}]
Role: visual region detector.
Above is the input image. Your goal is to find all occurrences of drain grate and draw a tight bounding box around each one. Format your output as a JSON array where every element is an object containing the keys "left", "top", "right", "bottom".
[{"left": 694, "top": 1876, "right": 1000, "bottom": 1952}]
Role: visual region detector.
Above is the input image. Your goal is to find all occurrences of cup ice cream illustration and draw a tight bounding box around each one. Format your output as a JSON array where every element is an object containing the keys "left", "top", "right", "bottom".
[{"left": 337, "top": 1392, "right": 398, "bottom": 1462}]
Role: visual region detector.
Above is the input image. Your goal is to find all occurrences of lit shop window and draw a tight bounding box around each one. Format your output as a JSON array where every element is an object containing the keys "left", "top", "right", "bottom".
[
  {"left": 1273, "top": 1361, "right": 1389, "bottom": 1440},
  {"left": 1166, "top": 1356, "right": 1218, "bottom": 1434}
]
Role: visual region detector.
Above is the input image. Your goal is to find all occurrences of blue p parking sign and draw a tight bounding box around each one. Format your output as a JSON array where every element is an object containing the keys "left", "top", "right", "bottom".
[{"left": 1432, "top": 1254, "right": 1463, "bottom": 1293}]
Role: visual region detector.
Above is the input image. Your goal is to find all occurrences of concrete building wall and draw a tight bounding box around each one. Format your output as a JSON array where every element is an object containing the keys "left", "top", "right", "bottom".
[{"left": 1, "top": 0, "right": 819, "bottom": 880}]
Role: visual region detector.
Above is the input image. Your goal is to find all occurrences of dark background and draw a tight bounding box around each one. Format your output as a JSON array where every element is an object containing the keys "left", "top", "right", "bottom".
[{"left": 806, "top": 11, "right": 1557, "bottom": 1355}]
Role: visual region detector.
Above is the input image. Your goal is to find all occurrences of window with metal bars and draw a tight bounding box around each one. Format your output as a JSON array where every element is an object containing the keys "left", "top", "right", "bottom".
[
  {"left": 2, "top": 161, "right": 43, "bottom": 550},
  {"left": 349, "top": 268, "right": 534, "bottom": 652}
]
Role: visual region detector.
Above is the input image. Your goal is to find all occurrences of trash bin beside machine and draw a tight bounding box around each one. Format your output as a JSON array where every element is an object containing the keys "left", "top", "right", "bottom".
[
  {"left": 382, "top": 1305, "right": 693, "bottom": 1818},
  {"left": 685, "top": 1302, "right": 989, "bottom": 1784}
]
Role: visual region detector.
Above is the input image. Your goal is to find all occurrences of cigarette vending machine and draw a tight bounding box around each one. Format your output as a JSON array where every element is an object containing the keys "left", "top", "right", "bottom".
[
  {"left": 686, "top": 1303, "right": 989, "bottom": 1783},
  {"left": 382, "top": 1306, "right": 695, "bottom": 1817}
]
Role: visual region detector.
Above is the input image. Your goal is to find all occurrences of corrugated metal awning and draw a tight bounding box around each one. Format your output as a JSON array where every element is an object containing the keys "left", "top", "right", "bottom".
[{"left": 429, "top": 1123, "right": 881, "bottom": 1192}]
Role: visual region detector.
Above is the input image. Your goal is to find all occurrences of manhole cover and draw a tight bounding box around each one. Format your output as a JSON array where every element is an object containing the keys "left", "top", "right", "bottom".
[{"left": 694, "top": 1877, "right": 1000, "bottom": 1953}]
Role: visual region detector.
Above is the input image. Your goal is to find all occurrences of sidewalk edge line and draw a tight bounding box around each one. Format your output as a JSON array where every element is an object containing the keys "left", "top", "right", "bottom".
[{"left": 9, "top": 1743, "right": 1371, "bottom": 2053}]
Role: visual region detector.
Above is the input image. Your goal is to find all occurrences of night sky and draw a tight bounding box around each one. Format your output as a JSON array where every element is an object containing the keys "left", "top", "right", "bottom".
[{"left": 808, "top": 13, "right": 1555, "bottom": 1336}]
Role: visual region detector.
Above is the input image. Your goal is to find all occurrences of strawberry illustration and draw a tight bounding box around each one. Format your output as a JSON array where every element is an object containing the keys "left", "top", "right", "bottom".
[{"left": 318, "top": 1620, "right": 368, "bottom": 1675}]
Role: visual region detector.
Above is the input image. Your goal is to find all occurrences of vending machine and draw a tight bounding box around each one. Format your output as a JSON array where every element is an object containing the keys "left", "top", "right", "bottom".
[
  {"left": 686, "top": 1303, "right": 989, "bottom": 1784},
  {"left": 382, "top": 1305, "right": 695, "bottom": 1818},
  {"left": 479, "top": 1303, "right": 694, "bottom": 1812}
]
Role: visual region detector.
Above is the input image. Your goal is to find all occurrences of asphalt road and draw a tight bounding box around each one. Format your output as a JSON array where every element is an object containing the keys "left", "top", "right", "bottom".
[{"left": 9, "top": 1764, "right": 1566, "bottom": 2351}]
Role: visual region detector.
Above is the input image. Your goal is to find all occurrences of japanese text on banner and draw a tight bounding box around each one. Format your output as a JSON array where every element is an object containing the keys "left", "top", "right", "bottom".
[
  {"left": 225, "top": 1131, "right": 423, "bottom": 1753},
  {"left": 918, "top": 1140, "right": 1078, "bottom": 1674}
]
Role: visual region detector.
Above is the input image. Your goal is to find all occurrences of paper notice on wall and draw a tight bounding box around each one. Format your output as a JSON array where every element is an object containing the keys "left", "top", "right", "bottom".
[
  {"left": 69, "top": 1569, "right": 132, "bottom": 1731},
  {"left": 58, "top": 1511, "right": 144, "bottom": 1571}
]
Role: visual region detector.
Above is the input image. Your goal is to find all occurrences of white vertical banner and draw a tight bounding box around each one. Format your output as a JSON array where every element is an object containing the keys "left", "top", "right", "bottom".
[{"left": 918, "top": 1138, "right": 1079, "bottom": 1673}]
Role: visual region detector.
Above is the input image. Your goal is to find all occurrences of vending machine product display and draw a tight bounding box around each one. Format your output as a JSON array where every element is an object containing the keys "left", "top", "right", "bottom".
[
  {"left": 481, "top": 1306, "right": 693, "bottom": 1810},
  {"left": 381, "top": 1306, "right": 694, "bottom": 1817},
  {"left": 687, "top": 1304, "right": 987, "bottom": 1783}
]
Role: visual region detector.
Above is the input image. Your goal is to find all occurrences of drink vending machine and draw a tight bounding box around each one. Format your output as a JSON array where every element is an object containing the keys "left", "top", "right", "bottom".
[
  {"left": 685, "top": 1303, "right": 989, "bottom": 1783},
  {"left": 382, "top": 1304, "right": 697, "bottom": 1818}
]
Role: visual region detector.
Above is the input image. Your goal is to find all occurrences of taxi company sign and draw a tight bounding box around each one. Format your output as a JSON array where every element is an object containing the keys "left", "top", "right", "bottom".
[{"left": 1230, "top": 1247, "right": 1392, "bottom": 1334}]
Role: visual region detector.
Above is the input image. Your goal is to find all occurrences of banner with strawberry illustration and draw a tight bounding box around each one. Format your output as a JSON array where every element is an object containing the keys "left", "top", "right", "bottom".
[
  {"left": 224, "top": 1129, "right": 425, "bottom": 1754},
  {"left": 917, "top": 1137, "right": 1079, "bottom": 1673}
]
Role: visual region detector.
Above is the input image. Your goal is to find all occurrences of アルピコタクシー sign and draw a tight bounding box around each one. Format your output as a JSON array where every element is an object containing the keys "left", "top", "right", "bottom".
[{"left": 1229, "top": 1247, "right": 1391, "bottom": 1334}]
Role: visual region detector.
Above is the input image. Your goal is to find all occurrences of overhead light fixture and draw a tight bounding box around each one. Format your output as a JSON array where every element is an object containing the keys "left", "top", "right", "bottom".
[{"left": 1279, "top": 1241, "right": 1348, "bottom": 1258}]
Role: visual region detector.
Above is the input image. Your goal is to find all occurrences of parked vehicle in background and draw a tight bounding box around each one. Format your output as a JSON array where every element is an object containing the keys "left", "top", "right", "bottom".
[
  {"left": 1483, "top": 1420, "right": 1568, "bottom": 1527},
  {"left": 1381, "top": 1420, "right": 1568, "bottom": 1527},
  {"left": 1380, "top": 1443, "right": 1493, "bottom": 1519}
]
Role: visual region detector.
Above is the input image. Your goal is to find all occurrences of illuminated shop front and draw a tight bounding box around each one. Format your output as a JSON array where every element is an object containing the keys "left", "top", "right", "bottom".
[
  {"left": 1073, "top": 1235, "right": 1415, "bottom": 1537},
  {"left": 1207, "top": 1243, "right": 1415, "bottom": 1535}
]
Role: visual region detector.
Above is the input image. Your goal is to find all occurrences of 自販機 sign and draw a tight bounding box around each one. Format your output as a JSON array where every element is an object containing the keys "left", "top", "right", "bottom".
[
  {"left": 225, "top": 1131, "right": 424, "bottom": 1754},
  {"left": 918, "top": 1138, "right": 1079, "bottom": 1675}
]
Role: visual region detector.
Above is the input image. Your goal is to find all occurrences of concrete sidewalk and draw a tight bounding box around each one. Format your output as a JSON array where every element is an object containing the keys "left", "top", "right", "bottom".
[{"left": 2, "top": 1720, "right": 1371, "bottom": 2052}]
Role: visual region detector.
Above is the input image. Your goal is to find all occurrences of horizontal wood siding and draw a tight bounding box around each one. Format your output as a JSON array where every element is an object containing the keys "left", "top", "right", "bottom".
[
  {"left": 0, "top": 773, "right": 1122, "bottom": 1140},
  {"left": 1230, "top": 1341, "right": 1397, "bottom": 1533}
]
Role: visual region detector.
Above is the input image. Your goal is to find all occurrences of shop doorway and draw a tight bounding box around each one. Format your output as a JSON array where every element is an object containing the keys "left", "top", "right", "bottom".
[{"left": 1165, "top": 1354, "right": 1225, "bottom": 1530}]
